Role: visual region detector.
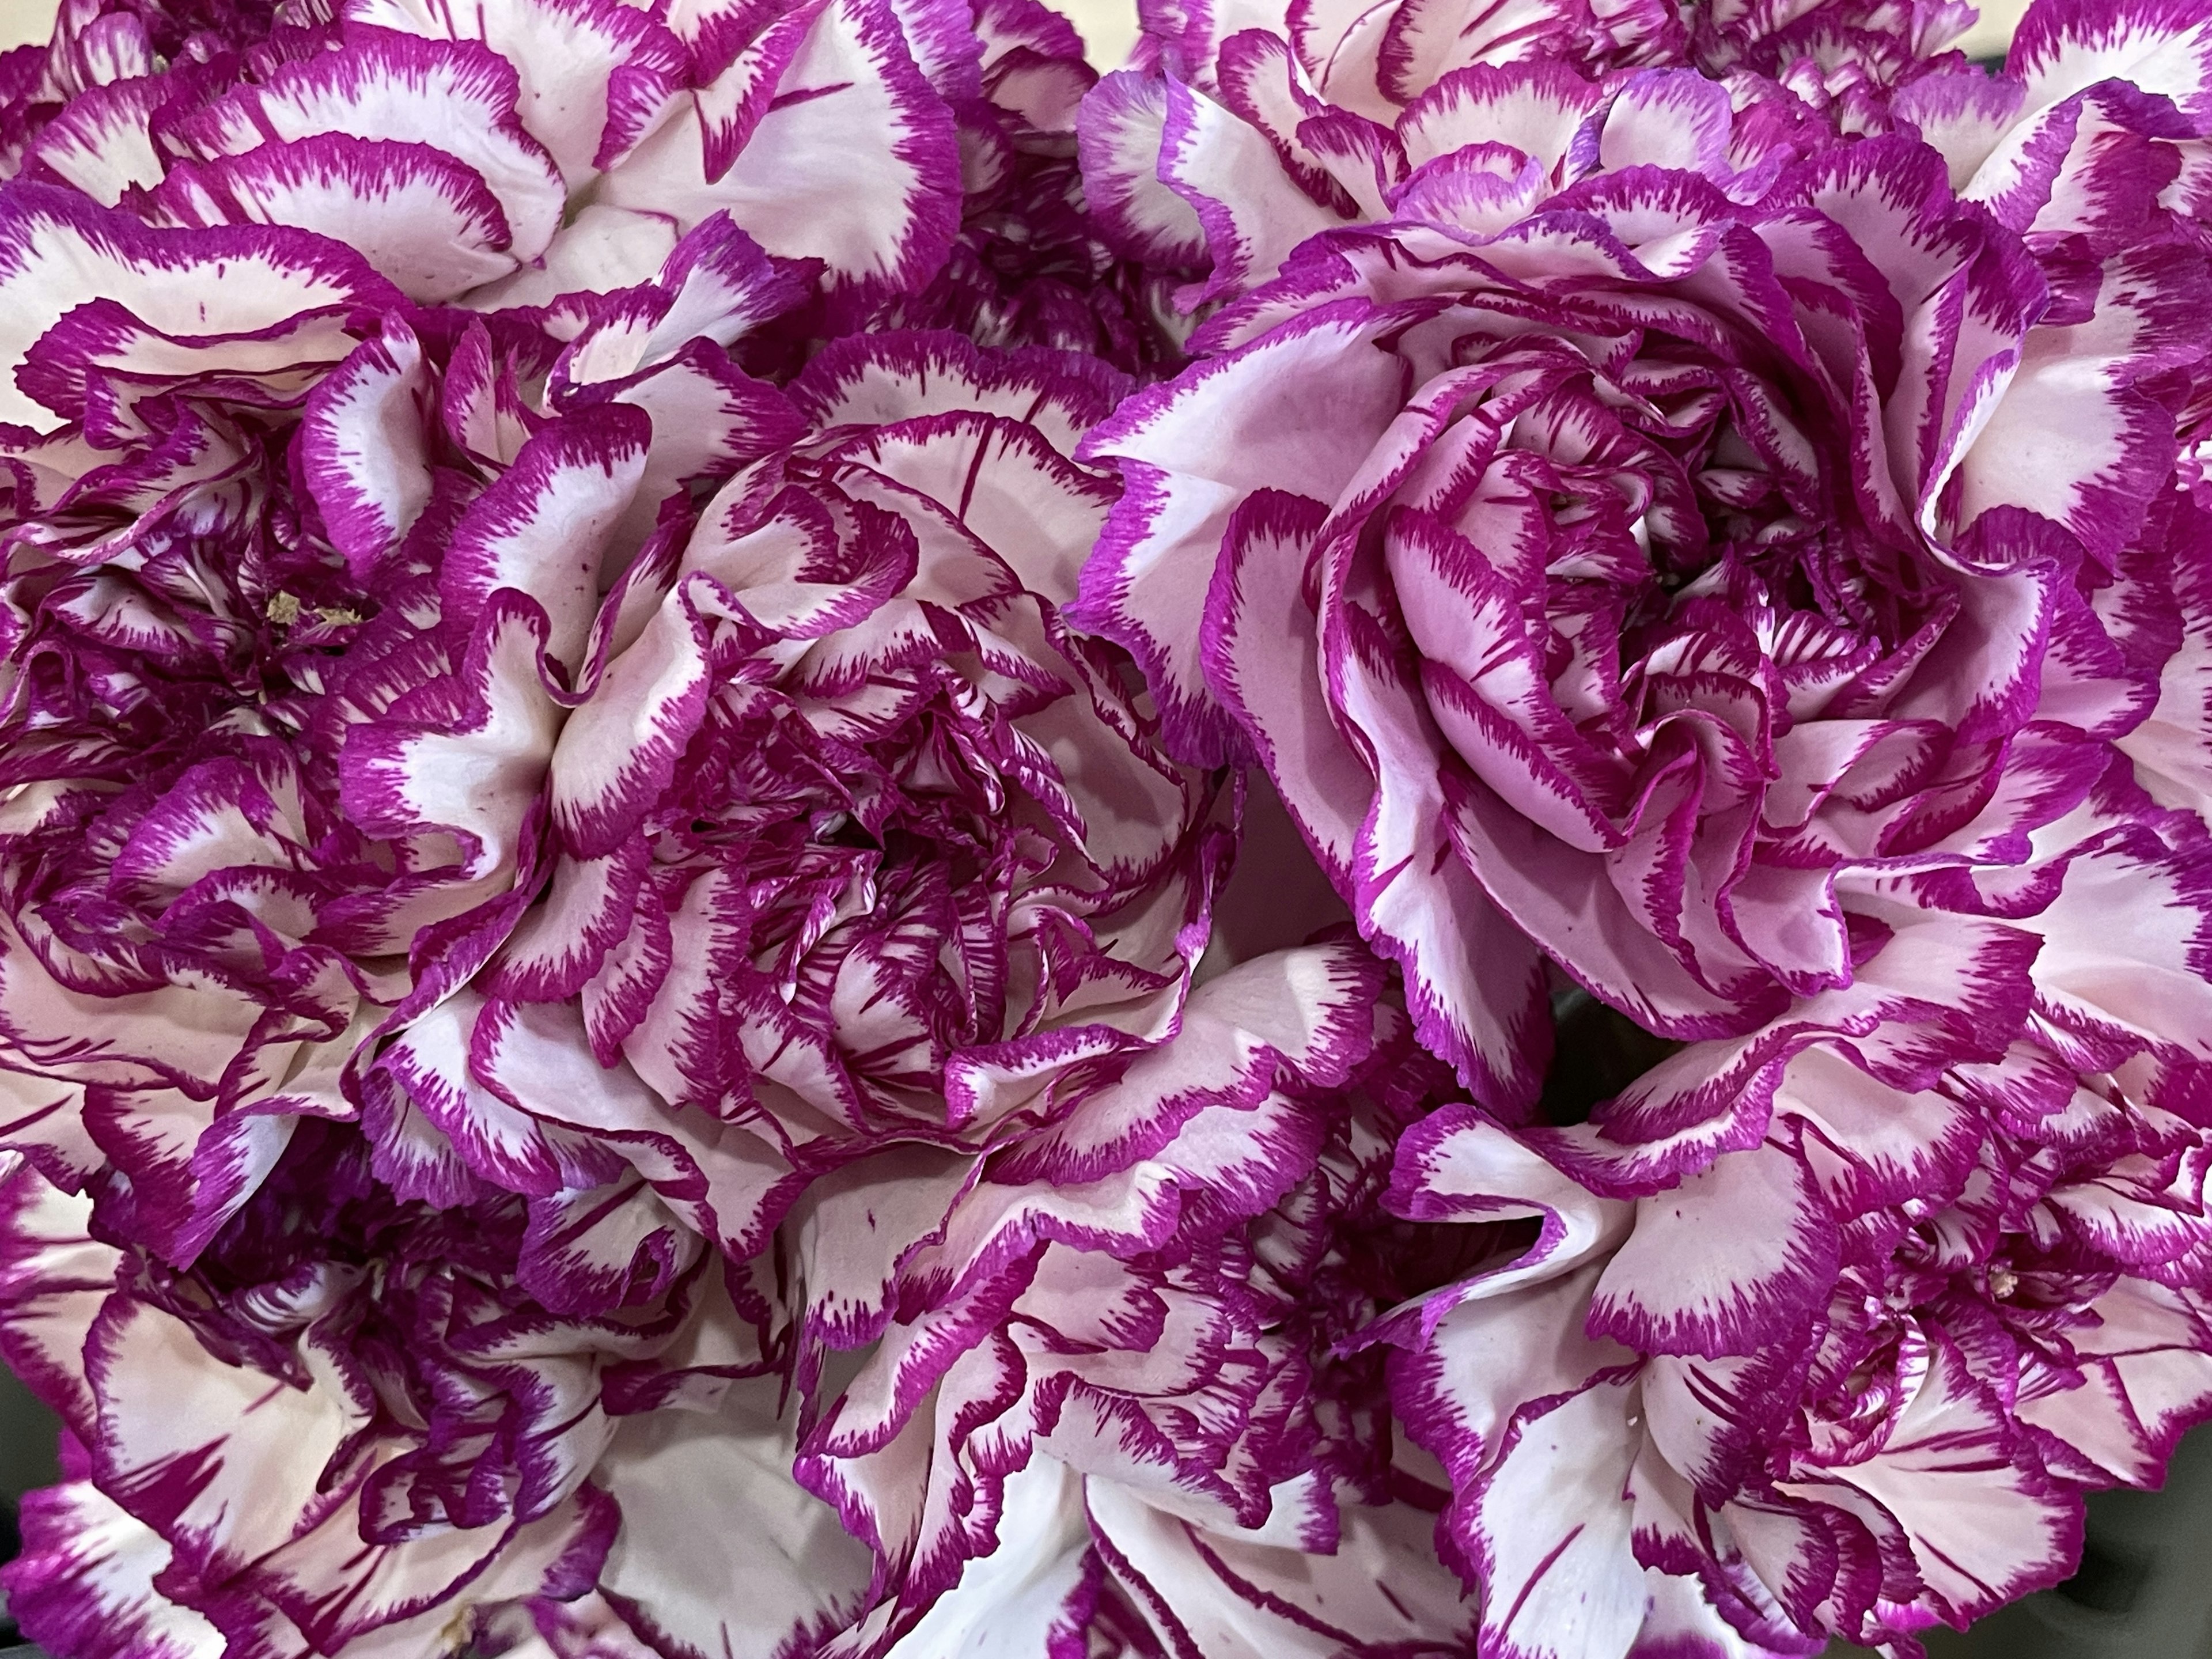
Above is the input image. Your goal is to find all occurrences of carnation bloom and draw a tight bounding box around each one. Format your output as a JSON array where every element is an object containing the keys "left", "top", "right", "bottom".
[
  {"left": 0, "top": 1126, "right": 905, "bottom": 1659},
  {"left": 1073, "top": 0, "right": 2212, "bottom": 1113},
  {"left": 1379, "top": 1066, "right": 2212, "bottom": 1658},
  {"left": 774, "top": 939, "right": 1480, "bottom": 1659},
  {"left": 1074, "top": 0, "right": 1997, "bottom": 316},
  {"left": 0, "top": 940, "right": 1483, "bottom": 1659},
  {"left": 0, "top": 0, "right": 992, "bottom": 1277},
  {"left": 4, "top": 0, "right": 965, "bottom": 315},
  {"left": 0, "top": 1125, "right": 730, "bottom": 1656},
  {"left": 1363, "top": 782, "right": 2212, "bottom": 1657},
  {"left": 0, "top": 187, "right": 814, "bottom": 1266},
  {"left": 356, "top": 328, "right": 1225, "bottom": 1308}
]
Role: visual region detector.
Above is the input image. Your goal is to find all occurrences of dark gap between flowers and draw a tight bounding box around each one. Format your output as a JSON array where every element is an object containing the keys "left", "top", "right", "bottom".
[
  {"left": 2052, "top": 1539, "right": 2148, "bottom": 1616},
  {"left": 1537, "top": 986, "right": 1685, "bottom": 1127}
]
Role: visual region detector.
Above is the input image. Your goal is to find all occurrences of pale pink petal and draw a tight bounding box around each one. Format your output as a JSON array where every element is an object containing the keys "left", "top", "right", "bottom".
[
  {"left": 2009, "top": 0, "right": 2212, "bottom": 133},
  {"left": 1088, "top": 1476, "right": 1478, "bottom": 1657},
  {"left": 1822, "top": 1335, "right": 2081, "bottom": 1626},
  {"left": 442, "top": 404, "right": 652, "bottom": 673},
  {"left": 868, "top": 1457, "right": 1094, "bottom": 1659},
  {"left": 85, "top": 1295, "right": 360, "bottom": 1582},
  {"left": 340, "top": 597, "right": 563, "bottom": 906},
  {"left": 0, "top": 1165, "right": 117, "bottom": 1438},
  {"left": 0, "top": 187, "right": 395, "bottom": 434},
  {"left": 1468, "top": 1376, "right": 1649, "bottom": 1659},
  {"left": 595, "top": 1371, "right": 873, "bottom": 1657},
  {"left": 344, "top": 0, "right": 688, "bottom": 185},
  {"left": 1077, "top": 70, "right": 1208, "bottom": 266},
  {"left": 1075, "top": 302, "right": 1416, "bottom": 763},
  {"left": 1588, "top": 1139, "right": 1839, "bottom": 1357}
]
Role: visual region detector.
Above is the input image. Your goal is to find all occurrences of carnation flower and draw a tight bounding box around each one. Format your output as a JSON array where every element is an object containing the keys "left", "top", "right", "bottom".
[
  {"left": 1379, "top": 1058, "right": 2212, "bottom": 1657},
  {"left": 0, "top": 1120, "right": 889, "bottom": 1658},
  {"left": 1362, "top": 783, "right": 2212, "bottom": 1656},
  {"left": 3, "top": 0, "right": 964, "bottom": 315},
  {"left": 355, "top": 328, "right": 1227, "bottom": 1293},
  {"left": 0, "top": 188, "right": 815, "bottom": 1266},
  {"left": 0, "top": 938, "right": 1487, "bottom": 1659},
  {"left": 1074, "top": 0, "right": 1997, "bottom": 317},
  {"left": 0, "top": 1127, "right": 681, "bottom": 1654},
  {"left": 1074, "top": 0, "right": 2212, "bottom": 1115},
  {"left": 774, "top": 938, "right": 1482, "bottom": 1658},
  {"left": 0, "top": 0, "right": 998, "bottom": 1274}
]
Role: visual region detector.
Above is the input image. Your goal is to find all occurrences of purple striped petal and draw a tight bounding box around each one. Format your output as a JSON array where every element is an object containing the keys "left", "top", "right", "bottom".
[
  {"left": 1077, "top": 70, "right": 1209, "bottom": 266},
  {"left": 3, "top": 1481, "right": 223, "bottom": 1659},
  {"left": 2010, "top": 0, "right": 2212, "bottom": 133},
  {"left": 441, "top": 403, "right": 653, "bottom": 674}
]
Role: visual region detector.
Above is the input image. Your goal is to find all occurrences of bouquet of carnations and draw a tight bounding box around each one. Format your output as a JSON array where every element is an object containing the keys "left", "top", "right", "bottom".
[{"left": 0, "top": 0, "right": 2206, "bottom": 1653}]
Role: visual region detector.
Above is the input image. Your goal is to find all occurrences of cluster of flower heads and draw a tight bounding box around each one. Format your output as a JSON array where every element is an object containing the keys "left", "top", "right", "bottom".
[{"left": 0, "top": 0, "right": 2210, "bottom": 1653}]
